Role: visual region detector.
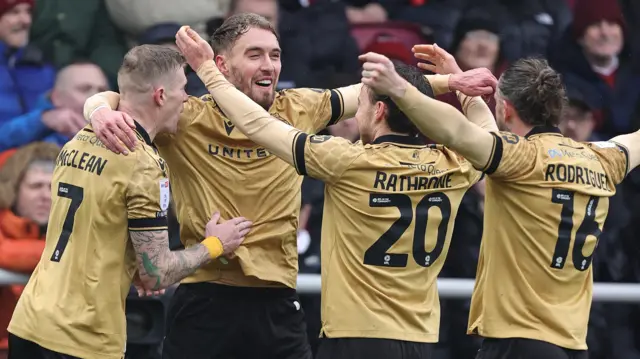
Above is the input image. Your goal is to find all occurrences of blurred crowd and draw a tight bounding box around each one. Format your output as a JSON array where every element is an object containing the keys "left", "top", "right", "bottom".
[{"left": 0, "top": 0, "right": 639, "bottom": 358}]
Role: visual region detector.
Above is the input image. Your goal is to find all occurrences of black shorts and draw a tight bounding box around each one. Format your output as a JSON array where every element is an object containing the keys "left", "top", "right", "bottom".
[
  {"left": 316, "top": 337, "right": 434, "bottom": 359},
  {"left": 162, "top": 282, "right": 312, "bottom": 359},
  {"left": 476, "top": 338, "right": 588, "bottom": 359},
  {"left": 8, "top": 334, "right": 79, "bottom": 359}
]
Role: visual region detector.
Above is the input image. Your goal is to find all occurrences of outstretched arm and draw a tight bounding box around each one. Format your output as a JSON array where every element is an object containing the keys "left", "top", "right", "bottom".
[
  {"left": 610, "top": 130, "right": 640, "bottom": 174},
  {"left": 360, "top": 52, "right": 495, "bottom": 170}
]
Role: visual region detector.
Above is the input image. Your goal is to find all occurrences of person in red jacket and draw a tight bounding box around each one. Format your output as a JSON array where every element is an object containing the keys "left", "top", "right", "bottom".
[{"left": 0, "top": 142, "right": 60, "bottom": 358}]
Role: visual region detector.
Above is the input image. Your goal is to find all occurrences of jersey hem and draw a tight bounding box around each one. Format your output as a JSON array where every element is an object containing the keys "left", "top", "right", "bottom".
[
  {"left": 468, "top": 326, "right": 587, "bottom": 351},
  {"left": 181, "top": 269, "right": 297, "bottom": 289},
  {"left": 322, "top": 329, "right": 438, "bottom": 343},
  {"left": 8, "top": 326, "right": 124, "bottom": 359}
]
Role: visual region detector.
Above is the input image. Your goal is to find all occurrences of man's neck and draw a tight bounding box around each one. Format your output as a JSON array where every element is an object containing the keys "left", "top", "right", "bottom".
[
  {"left": 118, "top": 100, "right": 157, "bottom": 141},
  {"left": 585, "top": 52, "right": 618, "bottom": 73},
  {"left": 508, "top": 120, "right": 534, "bottom": 138}
]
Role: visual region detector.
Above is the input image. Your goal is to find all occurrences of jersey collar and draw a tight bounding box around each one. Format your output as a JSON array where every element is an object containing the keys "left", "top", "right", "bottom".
[
  {"left": 525, "top": 125, "right": 562, "bottom": 139},
  {"left": 134, "top": 121, "right": 153, "bottom": 146},
  {"left": 372, "top": 134, "right": 424, "bottom": 146}
]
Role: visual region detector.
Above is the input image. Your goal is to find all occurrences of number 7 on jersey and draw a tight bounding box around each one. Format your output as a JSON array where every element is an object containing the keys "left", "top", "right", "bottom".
[{"left": 50, "top": 182, "right": 84, "bottom": 262}]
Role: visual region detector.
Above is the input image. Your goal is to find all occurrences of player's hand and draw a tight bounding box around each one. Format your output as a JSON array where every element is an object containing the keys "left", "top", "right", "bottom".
[
  {"left": 205, "top": 211, "right": 252, "bottom": 255},
  {"left": 448, "top": 68, "right": 498, "bottom": 97},
  {"left": 175, "top": 26, "right": 214, "bottom": 72},
  {"left": 90, "top": 107, "right": 137, "bottom": 155},
  {"left": 358, "top": 52, "right": 409, "bottom": 99},
  {"left": 412, "top": 43, "right": 463, "bottom": 75},
  {"left": 42, "top": 108, "right": 87, "bottom": 138},
  {"left": 133, "top": 271, "right": 165, "bottom": 297}
]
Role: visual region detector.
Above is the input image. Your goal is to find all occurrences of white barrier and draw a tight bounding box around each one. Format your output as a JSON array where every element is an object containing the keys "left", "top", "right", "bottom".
[{"left": 2, "top": 269, "right": 639, "bottom": 302}]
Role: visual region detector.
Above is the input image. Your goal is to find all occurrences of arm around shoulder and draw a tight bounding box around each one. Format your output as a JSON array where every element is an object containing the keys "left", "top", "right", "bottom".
[{"left": 83, "top": 91, "right": 121, "bottom": 123}]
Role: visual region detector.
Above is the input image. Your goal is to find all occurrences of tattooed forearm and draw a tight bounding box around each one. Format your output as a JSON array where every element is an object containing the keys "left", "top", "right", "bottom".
[{"left": 130, "top": 230, "right": 212, "bottom": 290}]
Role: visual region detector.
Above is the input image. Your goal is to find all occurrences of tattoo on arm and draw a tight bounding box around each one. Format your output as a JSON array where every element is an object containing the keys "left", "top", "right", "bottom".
[{"left": 130, "top": 230, "right": 212, "bottom": 290}]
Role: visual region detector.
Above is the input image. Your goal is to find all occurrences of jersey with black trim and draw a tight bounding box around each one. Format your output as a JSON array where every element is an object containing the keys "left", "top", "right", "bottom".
[
  {"left": 154, "top": 88, "right": 346, "bottom": 288},
  {"left": 8, "top": 123, "right": 169, "bottom": 359},
  {"left": 291, "top": 133, "right": 483, "bottom": 343},
  {"left": 468, "top": 126, "right": 629, "bottom": 350}
]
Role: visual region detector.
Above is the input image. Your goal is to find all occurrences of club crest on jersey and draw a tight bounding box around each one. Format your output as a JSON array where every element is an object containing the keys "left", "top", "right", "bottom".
[
  {"left": 159, "top": 178, "right": 170, "bottom": 211},
  {"left": 224, "top": 119, "right": 235, "bottom": 135}
]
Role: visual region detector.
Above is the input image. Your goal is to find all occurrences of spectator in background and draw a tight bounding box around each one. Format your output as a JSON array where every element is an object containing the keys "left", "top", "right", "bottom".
[
  {"left": 0, "top": 61, "right": 108, "bottom": 151},
  {"left": 550, "top": 0, "right": 640, "bottom": 137},
  {"left": 0, "top": 0, "right": 55, "bottom": 123},
  {"left": 29, "top": 0, "right": 128, "bottom": 90},
  {"left": 0, "top": 142, "right": 60, "bottom": 359},
  {"left": 558, "top": 86, "right": 600, "bottom": 142},
  {"left": 415, "top": 14, "right": 503, "bottom": 116},
  {"left": 343, "top": 0, "right": 388, "bottom": 24},
  {"left": 449, "top": 13, "right": 504, "bottom": 75},
  {"left": 138, "top": 23, "right": 208, "bottom": 96}
]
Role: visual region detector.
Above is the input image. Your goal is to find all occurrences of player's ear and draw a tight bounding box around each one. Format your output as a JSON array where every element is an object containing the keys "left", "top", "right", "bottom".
[
  {"left": 215, "top": 54, "right": 228, "bottom": 75},
  {"left": 503, "top": 99, "right": 514, "bottom": 121},
  {"left": 374, "top": 101, "right": 386, "bottom": 123},
  {"left": 153, "top": 87, "right": 166, "bottom": 107}
]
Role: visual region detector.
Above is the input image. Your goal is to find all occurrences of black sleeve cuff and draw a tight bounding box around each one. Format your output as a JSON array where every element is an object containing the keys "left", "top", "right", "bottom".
[
  {"left": 483, "top": 133, "right": 503, "bottom": 175},
  {"left": 292, "top": 132, "right": 308, "bottom": 176},
  {"left": 327, "top": 89, "right": 343, "bottom": 127},
  {"left": 128, "top": 217, "right": 168, "bottom": 231}
]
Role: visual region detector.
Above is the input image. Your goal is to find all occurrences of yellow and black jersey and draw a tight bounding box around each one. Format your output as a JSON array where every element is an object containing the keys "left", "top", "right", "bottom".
[
  {"left": 469, "top": 126, "right": 629, "bottom": 350},
  {"left": 8, "top": 123, "right": 169, "bottom": 359},
  {"left": 154, "top": 88, "right": 351, "bottom": 288},
  {"left": 292, "top": 133, "right": 483, "bottom": 343}
]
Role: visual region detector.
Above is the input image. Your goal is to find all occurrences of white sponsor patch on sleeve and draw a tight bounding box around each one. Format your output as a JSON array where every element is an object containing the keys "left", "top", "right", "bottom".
[
  {"left": 591, "top": 141, "right": 617, "bottom": 149},
  {"left": 159, "top": 178, "right": 170, "bottom": 211}
]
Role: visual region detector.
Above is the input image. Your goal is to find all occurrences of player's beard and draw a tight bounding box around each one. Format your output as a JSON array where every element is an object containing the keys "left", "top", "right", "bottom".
[{"left": 229, "top": 66, "right": 276, "bottom": 110}]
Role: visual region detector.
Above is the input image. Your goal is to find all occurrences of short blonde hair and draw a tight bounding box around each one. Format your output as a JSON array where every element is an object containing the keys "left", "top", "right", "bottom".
[{"left": 117, "top": 44, "right": 185, "bottom": 94}]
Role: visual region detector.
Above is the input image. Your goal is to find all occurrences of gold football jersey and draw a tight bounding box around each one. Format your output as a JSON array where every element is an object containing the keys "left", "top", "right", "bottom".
[
  {"left": 468, "top": 126, "right": 629, "bottom": 350},
  {"left": 8, "top": 124, "right": 169, "bottom": 359},
  {"left": 291, "top": 133, "right": 483, "bottom": 343},
  {"left": 155, "top": 88, "right": 349, "bottom": 288}
]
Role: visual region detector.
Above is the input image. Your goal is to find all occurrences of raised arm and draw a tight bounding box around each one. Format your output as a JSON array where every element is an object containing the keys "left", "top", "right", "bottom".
[
  {"left": 457, "top": 91, "right": 498, "bottom": 132},
  {"left": 414, "top": 43, "right": 498, "bottom": 132},
  {"left": 360, "top": 52, "right": 495, "bottom": 170}
]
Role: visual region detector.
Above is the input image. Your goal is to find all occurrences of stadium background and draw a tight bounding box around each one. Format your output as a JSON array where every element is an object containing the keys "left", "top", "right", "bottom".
[{"left": 1, "top": 0, "right": 640, "bottom": 357}]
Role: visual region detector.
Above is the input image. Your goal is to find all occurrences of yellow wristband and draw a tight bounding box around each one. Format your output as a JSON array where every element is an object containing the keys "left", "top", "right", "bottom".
[{"left": 202, "top": 236, "right": 224, "bottom": 259}]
